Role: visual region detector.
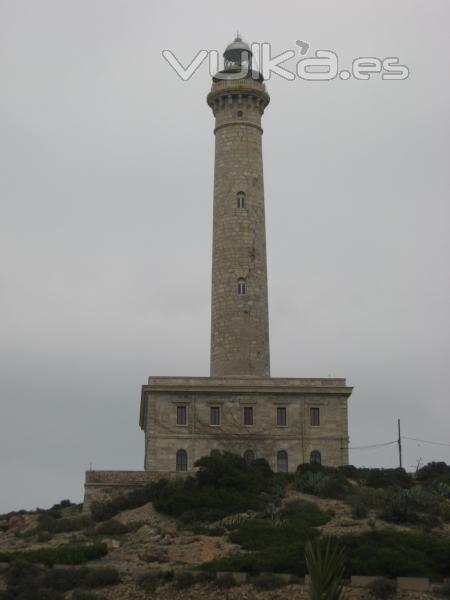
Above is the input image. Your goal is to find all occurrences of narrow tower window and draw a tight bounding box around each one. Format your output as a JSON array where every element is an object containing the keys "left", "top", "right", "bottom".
[
  {"left": 244, "top": 449, "right": 255, "bottom": 464},
  {"left": 277, "top": 450, "right": 288, "bottom": 473},
  {"left": 176, "top": 405, "right": 187, "bottom": 425},
  {"left": 310, "top": 407, "right": 320, "bottom": 426},
  {"left": 210, "top": 406, "right": 221, "bottom": 426},
  {"left": 238, "top": 278, "right": 247, "bottom": 295},
  {"left": 236, "top": 191, "right": 246, "bottom": 208},
  {"left": 176, "top": 449, "right": 188, "bottom": 471},
  {"left": 277, "top": 407, "right": 287, "bottom": 426},
  {"left": 310, "top": 450, "right": 322, "bottom": 465},
  {"left": 243, "top": 406, "right": 253, "bottom": 426}
]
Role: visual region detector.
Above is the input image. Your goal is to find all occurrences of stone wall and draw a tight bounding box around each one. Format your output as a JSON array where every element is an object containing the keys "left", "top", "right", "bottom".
[
  {"left": 140, "top": 376, "right": 352, "bottom": 472},
  {"left": 83, "top": 470, "right": 188, "bottom": 512}
]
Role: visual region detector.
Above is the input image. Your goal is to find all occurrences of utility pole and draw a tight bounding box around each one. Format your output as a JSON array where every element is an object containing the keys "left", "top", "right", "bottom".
[{"left": 398, "top": 419, "right": 403, "bottom": 469}]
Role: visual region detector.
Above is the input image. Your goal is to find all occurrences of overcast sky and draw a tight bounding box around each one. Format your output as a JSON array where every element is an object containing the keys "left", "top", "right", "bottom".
[{"left": 1, "top": 0, "right": 449, "bottom": 513}]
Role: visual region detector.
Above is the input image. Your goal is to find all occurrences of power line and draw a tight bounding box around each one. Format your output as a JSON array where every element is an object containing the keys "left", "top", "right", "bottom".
[
  {"left": 403, "top": 436, "right": 450, "bottom": 448},
  {"left": 346, "top": 440, "right": 397, "bottom": 451}
]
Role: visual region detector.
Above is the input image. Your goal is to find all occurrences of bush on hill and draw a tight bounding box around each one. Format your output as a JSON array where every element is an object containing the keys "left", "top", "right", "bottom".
[
  {"left": 340, "top": 529, "right": 450, "bottom": 579},
  {"left": 0, "top": 542, "right": 107, "bottom": 567},
  {"left": 381, "top": 486, "right": 447, "bottom": 525},
  {"left": 202, "top": 497, "right": 330, "bottom": 576},
  {"left": 416, "top": 461, "right": 450, "bottom": 484},
  {"left": 1, "top": 563, "right": 119, "bottom": 600},
  {"left": 37, "top": 514, "right": 92, "bottom": 534},
  {"left": 92, "top": 453, "right": 278, "bottom": 523},
  {"left": 294, "top": 469, "right": 351, "bottom": 499}
]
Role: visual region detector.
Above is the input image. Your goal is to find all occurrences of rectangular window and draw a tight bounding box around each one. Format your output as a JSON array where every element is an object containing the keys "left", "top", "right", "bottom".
[
  {"left": 210, "top": 406, "right": 221, "bottom": 426},
  {"left": 243, "top": 406, "right": 253, "bottom": 426},
  {"left": 310, "top": 407, "right": 320, "bottom": 426},
  {"left": 177, "top": 405, "right": 187, "bottom": 425},
  {"left": 276, "top": 407, "right": 287, "bottom": 426}
]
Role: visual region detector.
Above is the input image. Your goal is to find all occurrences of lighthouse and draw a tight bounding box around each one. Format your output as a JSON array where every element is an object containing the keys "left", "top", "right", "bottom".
[{"left": 208, "top": 35, "right": 271, "bottom": 377}]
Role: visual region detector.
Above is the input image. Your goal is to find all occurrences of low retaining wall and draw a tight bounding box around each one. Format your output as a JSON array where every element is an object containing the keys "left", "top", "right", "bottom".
[
  {"left": 178, "top": 572, "right": 435, "bottom": 594},
  {"left": 83, "top": 470, "right": 188, "bottom": 512}
]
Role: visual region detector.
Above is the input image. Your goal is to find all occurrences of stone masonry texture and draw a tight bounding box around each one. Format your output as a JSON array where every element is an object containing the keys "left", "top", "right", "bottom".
[
  {"left": 139, "top": 377, "right": 351, "bottom": 473},
  {"left": 208, "top": 79, "right": 271, "bottom": 377}
]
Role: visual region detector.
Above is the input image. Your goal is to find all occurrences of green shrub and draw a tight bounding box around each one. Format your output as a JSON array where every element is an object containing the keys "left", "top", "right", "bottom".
[
  {"left": 136, "top": 573, "right": 160, "bottom": 593},
  {"left": 440, "top": 581, "right": 450, "bottom": 598},
  {"left": 294, "top": 471, "right": 327, "bottom": 494},
  {"left": 296, "top": 463, "right": 337, "bottom": 476},
  {"left": 316, "top": 475, "right": 351, "bottom": 499},
  {"left": 40, "top": 566, "right": 119, "bottom": 592},
  {"left": 0, "top": 543, "right": 107, "bottom": 566},
  {"left": 416, "top": 462, "right": 450, "bottom": 484},
  {"left": 441, "top": 502, "right": 450, "bottom": 522},
  {"left": 351, "top": 501, "right": 368, "bottom": 519},
  {"left": 90, "top": 480, "right": 169, "bottom": 522},
  {"left": 190, "top": 525, "right": 209, "bottom": 535},
  {"left": 202, "top": 543, "right": 309, "bottom": 577},
  {"left": 368, "top": 577, "right": 396, "bottom": 599},
  {"left": 193, "top": 571, "right": 215, "bottom": 583},
  {"left": 365, "top": 468, "right": 412, "bottom": 489},
  {"left": 280, "top": 499, "right": 330, "bottom": 526},
  {"left": 90, "top": 453, "right": 280, "bottom": 525},
  {"left": 6, "top": 560, "right": 43, "bottom": 586},
  {"left": 89, "top": 502, "right": 116, "bottom": 523},
  {"left": 94, "top": 519, "right": 129, "bottom": 536},
  {"left": 252, "top": 573, "right": 286, "bottom": 590},
  {"left": 220, "top": 514, "right": 248, "bottom": 530},
  {"left": 294, "top": 471, "right": 350, "bottom": 499},
  {"left": 136, "top": 571, "right": 173, "bottom": 592},
  {"left": 217, "top": 573, "right": 236, "bottom": 589},
  {"left": 208, "top": 527, "right": 225, "bottom": 536},
  {"left": 202, "top": 497, "right": 329, "bottom": 578},
  {"left": 72, "top": 591, "right": 106, "bottom": 600},
  {"left": 352, "top": 486, "right": 385, "bottom": 509},
  {"left": 37, "top": 514, "right": 92, "bottom": 534},
  {"left": 0, "top": 509, "right": 28, "bottom": 520},
  {"left": 381, "top": 489, "right": 420, "bottom": 523},
  {"left": 43, "top": 568, "right": 89, "bottom": 591},
  {"left": 37, "top": 532, "right": 53, "bottom": 543},
  {"left": 380, "top": 486, "right": 444, "bottom": 525},
  {"left": 340, "top": 529, "right": 450, "bottom": 578},
  {"left": 229, "top": 516, "right": 321, "bottom": 551},
  {"left": 83, "top": 567, "right": 120, "bottom": 588},
  {"left": 433, "top": 481, "right": 450, "bottom": 499},
  {"left": 174, "top": 571, "right": 195, "bottom": 589},
  {"left": 338, "top": 465, "right": 359, "bottom": 479},
  {"left": 0, "top": 561, "right": 86, "bottom": 600}
]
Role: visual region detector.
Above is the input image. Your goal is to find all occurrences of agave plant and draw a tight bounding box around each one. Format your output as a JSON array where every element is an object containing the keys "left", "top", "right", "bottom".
[
  {"left": 296, "top": 471, "right": 327, "bottom": 495},
  {"left": 220, "top": 514, "right": 247, "bottom": 530},
  {"left": 269, "top": 514, "right": 287, "bottom": 528},
  {"left": 305, "top": 537, "right": 346, "bottom": 600}
]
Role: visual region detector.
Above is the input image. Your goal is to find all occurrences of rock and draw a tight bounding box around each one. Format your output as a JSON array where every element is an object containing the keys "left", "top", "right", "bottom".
[
  {"left": 137, "top": 524, "right": 153, "bottom": 536},
  {"left": 105, "top": 538, "right": 121, "bottom": 550},
  {"left": 8, "top": 515, "right": 25, "bottom": 529},
  {"left": 337, "top": 519, "right": 355, "bottom": 528},
  {"left": 138, "top": 549, "right": 168, "bottom": 563},
  {"left": 0, "top": 520, "right": 9, "bottom": 532},
  {"left": 160, "top": 523, "right": 177, "bottom": 537}
]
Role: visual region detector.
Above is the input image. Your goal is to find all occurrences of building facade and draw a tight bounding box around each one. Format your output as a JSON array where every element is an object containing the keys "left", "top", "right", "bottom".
[{"left": 139, "top": 36, "right": 352, "bottom": 473}]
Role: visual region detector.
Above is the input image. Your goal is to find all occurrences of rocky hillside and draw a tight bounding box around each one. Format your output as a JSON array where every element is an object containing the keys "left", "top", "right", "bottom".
[{"left": 1, "top": 457, "right": 450, "bottom": 599}]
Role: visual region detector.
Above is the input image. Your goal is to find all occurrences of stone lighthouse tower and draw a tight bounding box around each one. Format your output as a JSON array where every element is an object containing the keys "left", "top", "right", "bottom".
[
  {"left": 207, "top": 36, "right": 270, "bottom": 377},
  {"left": 84, "top": 35, "right": 354, "bottom": 508}
]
